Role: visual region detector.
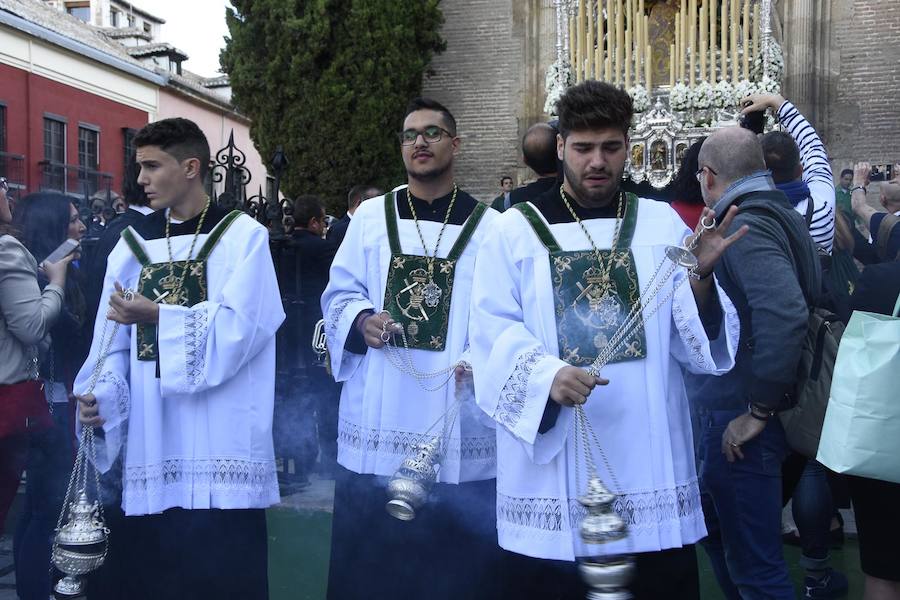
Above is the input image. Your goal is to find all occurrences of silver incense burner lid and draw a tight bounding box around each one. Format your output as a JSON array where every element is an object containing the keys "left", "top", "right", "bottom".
[
  {"left": 578, "top": 477, "right": 616, "bottom": 509},
  {"left": 54, "top": 491, "right": 107, "bottom": 546},
  {"left": 579, "top": 477, "right": 628, "bottom": 545}
]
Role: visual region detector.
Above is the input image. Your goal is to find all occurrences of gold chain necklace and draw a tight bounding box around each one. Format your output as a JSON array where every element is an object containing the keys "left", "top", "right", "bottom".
[
  {"left": 164, "top": 197, "right": 211, "bottom": 305},
  {"left": 405, "top": 184, "right": 458, "bottom": 308},
  {"left": 559, "top": 185, "right": 626, "bottom": 291}
]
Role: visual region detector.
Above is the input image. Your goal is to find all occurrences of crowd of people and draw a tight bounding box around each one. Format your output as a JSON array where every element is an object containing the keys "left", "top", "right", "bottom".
[{"left": 0, "top": 81, "right": 897, "bottom": 600}]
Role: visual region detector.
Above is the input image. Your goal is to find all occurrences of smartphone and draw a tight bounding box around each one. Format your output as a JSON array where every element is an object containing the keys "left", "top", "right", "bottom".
[{"left": 44, "top": 239, "right": 80, "bottom": 264}]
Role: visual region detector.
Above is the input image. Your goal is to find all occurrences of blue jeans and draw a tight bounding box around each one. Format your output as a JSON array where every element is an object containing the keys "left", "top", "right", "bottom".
[
  {"left": 790, "top": 457, "right": 833, "bottom": 569},
  {"left": 698, "top": 409, "right": 794, "bottom": 600}
]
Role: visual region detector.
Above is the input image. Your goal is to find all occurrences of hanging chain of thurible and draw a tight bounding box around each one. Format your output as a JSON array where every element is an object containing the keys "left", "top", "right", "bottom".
[
  {"left": 406, "top": 184, "right": 459, "bottom": 279},
  {"left": 164, "top": 196, "right": 211, "bottom": 304}
]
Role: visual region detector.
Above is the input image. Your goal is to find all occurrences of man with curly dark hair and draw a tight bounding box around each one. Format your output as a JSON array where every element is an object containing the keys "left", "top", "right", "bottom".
[{"left": 471, "top": 80, "right": 745, "bottom": 599}]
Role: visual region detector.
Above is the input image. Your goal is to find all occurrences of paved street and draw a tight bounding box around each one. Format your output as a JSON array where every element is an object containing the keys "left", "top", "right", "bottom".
[{"left": 0, "top": 480, "right": 865, "bottom": 600}]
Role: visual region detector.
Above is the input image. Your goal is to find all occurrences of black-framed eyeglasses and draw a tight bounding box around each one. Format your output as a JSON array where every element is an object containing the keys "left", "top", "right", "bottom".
[
  {"left": 398, "top": 125, "right": 455, "bottom": 146},
  {"left": 695, "top": 165, "right": 718, "bottom": 182}
]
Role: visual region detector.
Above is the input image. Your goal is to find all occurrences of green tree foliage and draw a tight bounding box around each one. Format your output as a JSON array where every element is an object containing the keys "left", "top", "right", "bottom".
[{"left": 221, "top": 1, "right": 445, "bottom": 214}]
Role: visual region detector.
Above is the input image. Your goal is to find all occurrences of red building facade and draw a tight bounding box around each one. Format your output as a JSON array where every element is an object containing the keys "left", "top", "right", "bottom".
[{"left": 0, "top": 61, "right": 149, "bottom": 201}]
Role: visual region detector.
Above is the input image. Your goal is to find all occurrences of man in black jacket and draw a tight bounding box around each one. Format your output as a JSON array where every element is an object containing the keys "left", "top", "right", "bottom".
[
  {"left": 508, "top": 122, "right": 560, "bottom": 206},
  {"left": 327, "top": 185, "right": 382, "bottom": 247},
  {"left": 687, "top": 126, "right": 820, "bottom": 600},
  {"left": 279, "top": 195, "right": 340, "bottom": 481}
]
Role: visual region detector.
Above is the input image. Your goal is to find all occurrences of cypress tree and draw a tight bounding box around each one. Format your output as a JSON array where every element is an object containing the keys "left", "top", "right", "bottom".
[{"left": 221, "top": 1, "right": 445, "bottom": 214}]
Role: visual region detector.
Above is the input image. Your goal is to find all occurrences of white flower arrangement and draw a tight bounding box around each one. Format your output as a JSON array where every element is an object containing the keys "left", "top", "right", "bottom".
[
  {"left": 628, "top": 85, "right": 651, "bottom": 112},
  {"left": 544, "top": 59, "right": 573, "bottom": 116},
  {"left": 670, "top": 83, "right": 692, "bottom": 111},
  {"left": 751, "top": 41, "right": 785, "bottom": 83},
  {"left": 691, "top": 81, "right": 715, "bottom": 110},
  {"left": 732, "top": 79, "right": 757, "bottom": 106},
  {"left": 757, "top": 74, "right": 781, "bottom": 94},
  {"left": 713, "top": 80, "right": 735, "bottom": 108}
]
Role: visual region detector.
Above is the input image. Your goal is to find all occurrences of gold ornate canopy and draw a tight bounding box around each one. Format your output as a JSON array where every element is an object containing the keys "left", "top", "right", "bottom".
[{"left": 547, "top": 0, "right": 780, "bottom": 188}]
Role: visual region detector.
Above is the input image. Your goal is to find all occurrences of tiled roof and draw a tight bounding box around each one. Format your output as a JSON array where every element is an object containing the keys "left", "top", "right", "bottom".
[
  {"left": 100, "top": 26, "right": 152, "bottom": 41},
  {"left": 0, "top": 0, "right": 139, "bottom": 64},
  {"left": 127, "top": 42, "right": 188, "bottom": 60}
]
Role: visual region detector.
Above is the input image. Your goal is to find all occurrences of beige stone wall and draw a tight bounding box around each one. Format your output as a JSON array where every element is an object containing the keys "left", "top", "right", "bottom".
[
  {"left": 422, "top": 0, "right": 557, "bottom": 201},
  {"left": 821, "top": 0, "right": 900, "bottom": 173}
]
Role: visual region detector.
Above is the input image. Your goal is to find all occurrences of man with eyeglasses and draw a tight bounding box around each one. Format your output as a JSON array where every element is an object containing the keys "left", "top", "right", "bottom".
[
  {"left": 321, "top": 97, "right": 500, "bottom": 599},
  {"left": 686, "top": 126, "right": 821, "bottom": 599}
]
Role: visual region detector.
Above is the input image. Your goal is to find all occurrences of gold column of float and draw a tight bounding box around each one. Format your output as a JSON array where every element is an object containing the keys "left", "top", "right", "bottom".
[
  {"left": 742, "top": 0, "right": 750, "bottom": 79},
  {"left": 625, "top": 0, "right": 632, "bottom": 87},
  {"left": 699, "top": 1, "right": 707, "bottom": 82},
  {"left": 587, "top": 0, "right": 595, "bottom": 79},
  {"left": 730, "top": 0, "right": 739, "bottom": 80},
  {"left": 633, "top": 0, "right": 640, "bottom": 87},
  {"left": 607, "top": 0, "right": 615, "bottom": 82},
  {"left": 689, "top": 0, "right": 696, "bottom": 86},
  {"left": 616, "top": 0, "right": 624, "bottom": 85},
  {"left": 709, "top": 0, "right": 717, "bottom": 82},
  {"left": 720, "top": 0, "right": 728, "bottom": 81},
  {"left": 669, "top": 13, "right": 681, "bottom": 81}
]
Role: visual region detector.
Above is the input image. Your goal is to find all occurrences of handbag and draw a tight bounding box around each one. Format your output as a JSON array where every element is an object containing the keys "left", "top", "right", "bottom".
[
  {"left": 0, "top": 379, "right": 53, "bottom": 438},
  {"left": 817, "top": 292, "right": 900, "bottom": 483}
]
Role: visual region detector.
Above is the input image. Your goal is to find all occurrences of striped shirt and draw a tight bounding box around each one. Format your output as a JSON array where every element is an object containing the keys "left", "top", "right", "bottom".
[{"left": 778, "top": 101, "right": 836, "bottom": 253}]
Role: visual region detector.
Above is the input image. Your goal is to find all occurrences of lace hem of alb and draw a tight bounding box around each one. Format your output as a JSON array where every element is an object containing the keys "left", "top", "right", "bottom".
[
  {"left": 124, "top": 458, "right": 278, "bottom": 501},
  {"left": 338, "top": 419, "right": 496, "bottom": 463},
  {"left": 497, "top": 480, "right": 703, "bottom": 534}
]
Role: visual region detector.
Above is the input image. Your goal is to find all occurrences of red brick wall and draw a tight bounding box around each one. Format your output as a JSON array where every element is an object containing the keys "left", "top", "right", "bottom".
[{"left": 0, "top": 61, "right": 148, "bottom": 195}]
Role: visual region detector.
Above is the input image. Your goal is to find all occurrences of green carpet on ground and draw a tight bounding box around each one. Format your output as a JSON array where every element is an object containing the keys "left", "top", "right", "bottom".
[{"left": 268, "top": 507, "right": 865, "bottom": 599}]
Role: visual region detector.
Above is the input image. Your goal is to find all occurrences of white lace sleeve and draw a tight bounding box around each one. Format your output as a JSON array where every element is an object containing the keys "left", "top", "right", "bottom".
[
  {"left": 157, "top": 223, "right": 285, "bottom": 397},
  {"left": 669, "top": 269, "right": 740, "bottom": 375}
]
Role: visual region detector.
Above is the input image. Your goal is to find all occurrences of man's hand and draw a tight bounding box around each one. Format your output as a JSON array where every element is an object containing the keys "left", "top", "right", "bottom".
[
  {"left": 356, "top": 311, "right": 400, "bottom": 349},
  {"left": 721, "top": 413, "right": 767, "bottom": 462},
  {"left": 853, "top": 161, "right": 871, "bottom": 190},
  {"left": 851, "top": 162, "right": 879, "bottom": 225},
  {"left": 549, "top": 366, "right": 609, "bottom": 407},
  {"left": 39, "top": 253, "right": 75, "bottom": 288},
  {"left": 76, "top": 393, "right": 104, "bottom": 427},
  {"left": 107, "top": 281, "right": 159, "bottom": 325},
  {"left": 454, "top": 361, "right": 472, "bottom": 384},
  {"left": 691, "top": 206, "right": 749, "bottom": 277},
  {"left": 740, "top": 92, "right": 786, "bottom": 115}
]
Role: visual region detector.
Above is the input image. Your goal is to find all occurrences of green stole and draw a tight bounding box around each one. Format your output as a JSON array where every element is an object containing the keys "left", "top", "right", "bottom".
[
  {"left": 382, "top": 192, "right": 487, "bottom": 352},
  {"left": 513, "top": 194, "right": 647, "bottom": 366},
  {"left": 120, "top": 210, "right": 243, "bottom": 361}
]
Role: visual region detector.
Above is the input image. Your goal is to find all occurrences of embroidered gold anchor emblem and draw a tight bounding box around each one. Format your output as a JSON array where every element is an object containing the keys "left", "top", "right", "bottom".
[
  {"left": 396, "top": 268, "right": 431, "bottom": 322},
  {"left": 574, "top": 265, "right": 612, "bottom": 312}
]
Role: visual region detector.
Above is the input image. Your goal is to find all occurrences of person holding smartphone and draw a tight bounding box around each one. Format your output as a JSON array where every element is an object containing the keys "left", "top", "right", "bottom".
[
  {"left": 0, "top": 185, "right": 73, "bottom": 546},
  {"left": 11, "top": 192, "right": 88, "bottom": 600}
]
